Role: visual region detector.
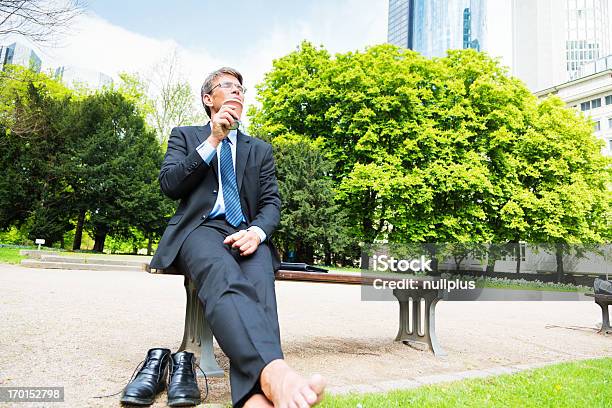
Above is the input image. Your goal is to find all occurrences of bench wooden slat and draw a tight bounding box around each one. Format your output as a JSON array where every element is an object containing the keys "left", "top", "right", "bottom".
[
  {"left": 145, "top": 262, "right": 447, "bottom": 366},
  {"left": 147, "top": 264, "right": 429, "bottom": 288},
  {"left": 276, "top": 270, "right": 370, "bottom": 285}
]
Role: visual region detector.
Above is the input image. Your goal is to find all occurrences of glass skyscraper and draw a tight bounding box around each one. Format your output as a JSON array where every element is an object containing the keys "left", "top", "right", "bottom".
[
  {"left": 565, "top": 0, "right": 610, "bottom": 79},
  {"left": 0, "top": 42, "right": 41, "bottom": 73},
  {"left": 387, "top": 0, "right": 486, "bottom": 58},
  {"left": 388, "top": 0, "right": 413, "bottom": 48}
]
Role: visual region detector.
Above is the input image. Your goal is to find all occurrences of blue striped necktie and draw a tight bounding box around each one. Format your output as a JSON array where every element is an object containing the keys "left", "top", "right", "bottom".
[{"left": 220, "top": 138, "right": 243, "bottom": 227}]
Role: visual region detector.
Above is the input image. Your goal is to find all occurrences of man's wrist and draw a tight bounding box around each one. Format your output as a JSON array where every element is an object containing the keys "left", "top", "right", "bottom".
[
  {"left": 247, "top": 226, "right": 266, "bottom": 243},
  {"left": 206, "top": 135, "right": 222, "bottom": 148}
]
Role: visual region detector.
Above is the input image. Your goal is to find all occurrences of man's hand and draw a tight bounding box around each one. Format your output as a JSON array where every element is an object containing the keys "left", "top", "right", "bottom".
[
  {"left": 224, "top": 229, "right": 261, "bottom": 256},
  {"left": 209, "top": 104, "right": 239, "bottom": 146}
]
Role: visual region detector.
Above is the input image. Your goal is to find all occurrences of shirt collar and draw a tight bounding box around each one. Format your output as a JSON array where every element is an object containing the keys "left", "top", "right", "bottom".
[{"left": 227, "top": 129, "right": 237, "bottom": 145}]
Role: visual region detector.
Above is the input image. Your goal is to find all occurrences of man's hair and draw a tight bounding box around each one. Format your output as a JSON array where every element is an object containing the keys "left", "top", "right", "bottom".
[{"left": 201, "top": 67, "right": 243, "bottom": 118}]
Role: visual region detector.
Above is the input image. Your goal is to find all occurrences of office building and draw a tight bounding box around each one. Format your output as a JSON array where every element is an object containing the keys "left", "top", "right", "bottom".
[
  {"left": 389, "top": 1, "right": 611, "bottom": 91},
  {"left": 387, "top": 0, "right": 486, "bottom": 58},
  {"left": 565, "top": 0, "right": 610, "bottom": 80},
  {"left": 536, "top": 67, "right": 612, "bottom": 156},
  {"left": 0, "top": 42, "right": 42, "bottom": 72},
  {"left": 55, "top": 66, "right": 113, "bottom": 90},
  {"left": 512, "top": 0, "right": 610, "bottom": 90},
  {"left": 388, "top": 0, "right": 412, "bottom": 48}
]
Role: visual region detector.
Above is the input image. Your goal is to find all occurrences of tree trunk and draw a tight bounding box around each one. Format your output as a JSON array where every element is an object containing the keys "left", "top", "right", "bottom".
[
  {"left": 486, "top": 244, "right": 497, "bottom": 275},
  {"left": 360, "top": 201, "right": 377, "bottom": 271},
  {"left": 72, "top": 209, "right": 85, "bottom": 250},
  {"left": 514, "top": 242, "right": 521, "bottom": 274},
  {"left": 295, "top": 241, "right": 314, "bottom": 264},
  {"left": 424, "top": 243, "right": 439, "bottom": 275},
  {"left": 147, "top": 234, "right": 153, "bottom": 256},
  {"left": 555, "top": 243, "right": 564, "bottom": 283},
  {"left": 323, "top": 241, "right": 332, "bottom": 266},
  {"left": 360, "top": 251, "right": 370, "bottom": 270},
  {"left": 454, "top": 256, "right": 465, "bottom": 271},
  {"left": 296, "top": 241, "right": 314, "bottom": 265},
  {"left": 93, "top": 229, "right": 107, "bottom": 253}
]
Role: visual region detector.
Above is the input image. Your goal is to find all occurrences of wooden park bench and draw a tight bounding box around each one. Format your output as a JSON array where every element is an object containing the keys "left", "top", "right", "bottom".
[
  {"left": 145, "top": 264, "right": 446, "bottom": 377},
  {"left": 585, "top": 293, "right": 611, "bottom": 334}
]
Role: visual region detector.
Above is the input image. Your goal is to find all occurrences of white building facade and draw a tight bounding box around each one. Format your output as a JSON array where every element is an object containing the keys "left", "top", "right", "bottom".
[
  {"left": 512, "top": 0, "right": 610, "bottom": 91},
  {"left": 0, "top": 42, "right": 42, "bottom": 73},
  {"left": 536, "top": 68, "right": 612, "bottom": 156},
  {"left": 54, "top": 66, "right": 113, "bottom": 90}
]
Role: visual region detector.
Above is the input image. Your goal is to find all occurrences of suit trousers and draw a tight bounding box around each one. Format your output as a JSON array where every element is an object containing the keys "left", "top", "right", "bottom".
[{"left": 176, "top": 218, "right": 283, "bottom": 407}]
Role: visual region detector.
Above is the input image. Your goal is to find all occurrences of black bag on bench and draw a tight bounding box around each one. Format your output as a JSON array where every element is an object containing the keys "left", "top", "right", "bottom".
[
  {"left": 279, "top": 262, "right": 328, "bottom": 273},
  {"left": 594, "top": 278, "right": 612, "bottom": 295}
]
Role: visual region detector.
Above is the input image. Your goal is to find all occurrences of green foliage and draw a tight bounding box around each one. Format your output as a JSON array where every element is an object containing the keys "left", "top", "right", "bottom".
[
  {"left": 250, "top": 42, "right": 611, "bottom": 265},
  {"left": 321, "top": 357, "right": 612, "bottom": 407},
  {"left": 0, "top": 66, "right": 173, "bottom": 252},
  {"left": 116, "top": 72, "right": 155, "bottom": 118},
  {"left": 69, "top": 89, "right": 169, "bottom": 251},
  {"left": 117, "top": 55, "right": 208, "bottom": 145},
  {"left": 0, "top": 66, "right": 75, "bottom": 244},
  {"left": 0, "top": 247, "right": 28, "bottom": 264},
  {"left": 0, "top": 226, "right": 31, "bottom": 245},
  {"left": 263, "top": 133, "right": 354, "bottom": 263}
]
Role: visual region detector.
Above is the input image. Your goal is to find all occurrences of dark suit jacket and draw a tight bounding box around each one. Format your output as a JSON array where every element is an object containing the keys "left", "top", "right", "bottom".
[{"left": 150, "top": 123, "right": 281, "bottom": 270}]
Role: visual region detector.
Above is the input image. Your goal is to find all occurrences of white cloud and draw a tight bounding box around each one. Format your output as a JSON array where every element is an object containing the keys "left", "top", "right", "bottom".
[{"left": 4, "top": 0, "right": 389, "bottom": 127}]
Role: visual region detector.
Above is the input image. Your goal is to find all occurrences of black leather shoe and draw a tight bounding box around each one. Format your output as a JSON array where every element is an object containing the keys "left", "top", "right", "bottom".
[
  {"left": 167, "top": 351, "right": 201, "bottom": 407},
  {"left": 120, "top": 348, "right": 171, "bottom": 406}
]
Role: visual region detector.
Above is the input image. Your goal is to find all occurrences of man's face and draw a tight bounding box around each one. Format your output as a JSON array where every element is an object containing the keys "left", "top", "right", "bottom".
[{"left": 203, "top": 73, "right": 245, "bottom": 116}]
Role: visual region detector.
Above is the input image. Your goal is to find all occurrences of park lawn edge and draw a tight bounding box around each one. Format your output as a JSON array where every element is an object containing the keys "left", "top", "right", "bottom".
[{"left": 320, "top": 357, "right": 612, "bottom": 408}]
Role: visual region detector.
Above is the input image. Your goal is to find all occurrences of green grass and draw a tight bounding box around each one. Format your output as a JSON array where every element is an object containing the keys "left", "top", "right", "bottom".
[
  {"left": 60, "top": 251, "right": 151, "bottom": 260},
  {"left": 0, "top": 247, "right": 27, "bottom": 264},
  {"left": 326, "top": 266, "right": 363, "bottom": 274},
  {"left": 324, "top": 266, "right": 591, "bottom": 293},
  {"left": 321, "top": 358, "right": 611, "bottom": 408},
  {"left": 0, "top": 246, "right": 152, "bottom": 264},
  {"left": 471, "top": 277, "right": 591, "bottom": 293}
]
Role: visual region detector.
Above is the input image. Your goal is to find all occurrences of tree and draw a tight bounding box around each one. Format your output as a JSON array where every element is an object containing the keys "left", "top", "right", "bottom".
[
  {"left": 258, "top": 133, "right": 353, "bottom": 264},
  {"left": 0, "top": 0, "right": 85, "bottom": 43},
  {"left": 147, "top": 51, "right": 207, "bottom": 144},
  {"left": 69, "top": 89, "right": 164, "bottom": 252},
  {"left": 250, "top": 42, "right": 611, "bottom": 269},
  {"left": 0, "top": 65, "right": 75, "bottom": 246},
  {"left": 0, "top": 66, "right": 174, "bottom": 252},
  {"left": 506, "top": 97, "right": 612, "bottom": 280}
]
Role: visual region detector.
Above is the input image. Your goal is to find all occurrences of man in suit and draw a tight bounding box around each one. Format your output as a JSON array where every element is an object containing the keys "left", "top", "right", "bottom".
[{"left": 150, "top": 67, "right": 325, "bottom": 408}]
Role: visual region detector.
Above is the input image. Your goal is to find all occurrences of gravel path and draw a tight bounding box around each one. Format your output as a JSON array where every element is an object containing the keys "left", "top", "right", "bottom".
[{"left": 0, "top": 264, "right": 610, "bottom": 407}]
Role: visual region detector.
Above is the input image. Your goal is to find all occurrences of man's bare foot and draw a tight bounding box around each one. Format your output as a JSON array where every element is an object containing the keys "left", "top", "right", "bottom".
[
  {"left": 260, "top": 359, "right": 325, "bottom": 408},
  {"left": 244, "top": 393, "right": 274, "bottom": 407}
]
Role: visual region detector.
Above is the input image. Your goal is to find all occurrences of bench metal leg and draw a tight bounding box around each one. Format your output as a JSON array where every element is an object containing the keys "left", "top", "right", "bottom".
[
  {"left": 393, "top": 288, "right": 446, "bottom": 357},
  {"left": 177, "top": 276, "right": 225, "bottom": 377},
  {"left": 595, "top": 300, "right": 611, "bottom": 334}
]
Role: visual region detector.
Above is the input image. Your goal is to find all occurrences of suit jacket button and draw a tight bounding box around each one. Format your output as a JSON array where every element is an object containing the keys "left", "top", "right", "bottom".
[
  {"left": 213, "top": 190, "right": 218, "bottom": 193},
  {"left": 201, "top": 214, "right": 208, "bottom": 220}
]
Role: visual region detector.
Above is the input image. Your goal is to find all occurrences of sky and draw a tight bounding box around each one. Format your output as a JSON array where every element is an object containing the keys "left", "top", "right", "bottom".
[
  {"left": 5, "top": 0, "right": 389, "bottom": 114},
  {"left": 3, "top": 0, "right": 514, "bottom": 118}
]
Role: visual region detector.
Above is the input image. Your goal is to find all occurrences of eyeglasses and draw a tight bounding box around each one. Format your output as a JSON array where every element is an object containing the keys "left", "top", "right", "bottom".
[{"left": 210, "top": 81, "right": 246, "bottom": 94}]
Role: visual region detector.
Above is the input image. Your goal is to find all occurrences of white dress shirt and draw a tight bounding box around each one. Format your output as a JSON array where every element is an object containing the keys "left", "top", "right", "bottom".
[{"left": 196, "top": 129, "right": 266, "bottom": 242}]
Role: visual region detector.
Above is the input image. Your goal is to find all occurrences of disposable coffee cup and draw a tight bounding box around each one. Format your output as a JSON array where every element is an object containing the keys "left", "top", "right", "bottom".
[{"left": 223, "top": 98, "right": 243, "bottom": 130}]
